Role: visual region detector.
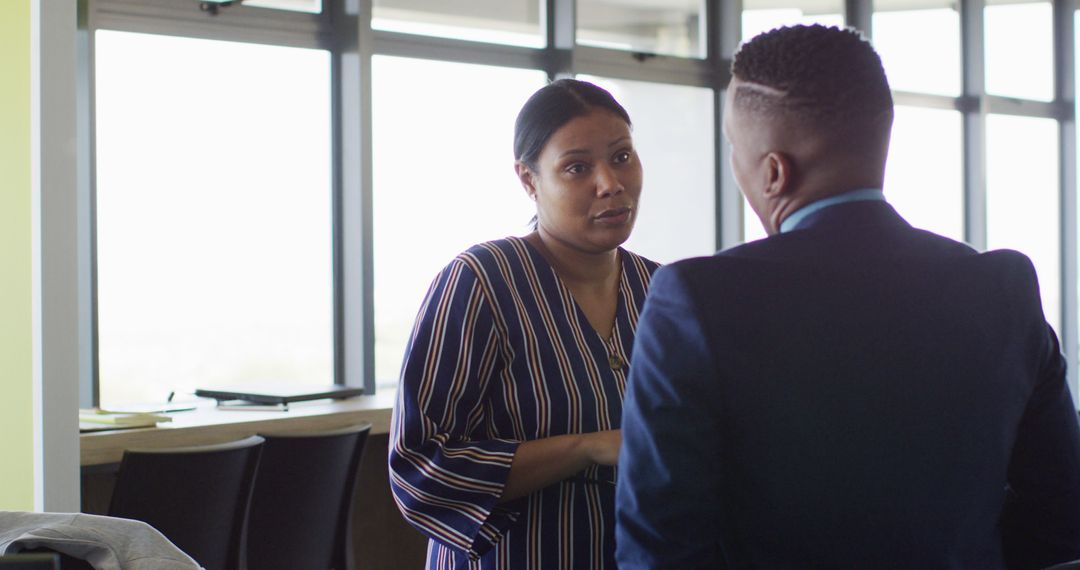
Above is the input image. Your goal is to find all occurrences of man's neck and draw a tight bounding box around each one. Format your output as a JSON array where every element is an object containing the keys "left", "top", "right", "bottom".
[{"left": 778, "top": 188, "right": 886, "bottom": 233}]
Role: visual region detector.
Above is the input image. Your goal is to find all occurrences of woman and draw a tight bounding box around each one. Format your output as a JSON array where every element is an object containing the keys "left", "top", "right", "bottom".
[{"left": 389, "top": 79, "right": 660, "bottom": 569}]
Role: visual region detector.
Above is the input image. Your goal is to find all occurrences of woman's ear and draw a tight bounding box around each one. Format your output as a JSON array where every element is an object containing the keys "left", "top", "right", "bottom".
[
  {"left": 763, "top": 152, "right": 794, "bottom": 198},
  {"left": 515, "top": 162, "right": 537, "bottom": 200}
]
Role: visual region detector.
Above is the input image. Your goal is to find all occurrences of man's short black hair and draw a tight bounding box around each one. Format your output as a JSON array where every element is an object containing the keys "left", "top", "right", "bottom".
[{"left": 731, "top": 25, "right": 893, "bottom": 151}]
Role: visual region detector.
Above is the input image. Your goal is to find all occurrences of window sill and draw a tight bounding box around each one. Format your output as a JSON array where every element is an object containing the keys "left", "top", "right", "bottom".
[{"left": 79, "top": 389, "right": 396, "bottom": 467}]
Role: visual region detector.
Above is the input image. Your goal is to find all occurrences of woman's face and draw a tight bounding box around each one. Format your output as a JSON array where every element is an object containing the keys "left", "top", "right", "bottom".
[{"left": 518, "top": 109, "right": 643, "bottom": 254}]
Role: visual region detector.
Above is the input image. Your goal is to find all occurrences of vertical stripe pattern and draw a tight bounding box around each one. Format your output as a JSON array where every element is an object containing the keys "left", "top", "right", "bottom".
[{"left": 390, "top": 236, "right": 659, "bottom": 569}]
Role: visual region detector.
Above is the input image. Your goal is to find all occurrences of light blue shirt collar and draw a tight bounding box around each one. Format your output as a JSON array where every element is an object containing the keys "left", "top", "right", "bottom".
[{"left": 779, "top": 188, "right": 885, "bottom": 234}]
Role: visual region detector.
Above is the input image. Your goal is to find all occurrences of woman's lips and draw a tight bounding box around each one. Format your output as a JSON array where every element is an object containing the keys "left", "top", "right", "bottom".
[{"left": 594, "top": 207, "right": 632, "bottom": 225}]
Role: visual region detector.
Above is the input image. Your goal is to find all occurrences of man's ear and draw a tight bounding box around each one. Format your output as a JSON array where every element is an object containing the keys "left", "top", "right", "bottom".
[
  {"left": 515, "top": 162, "right": 537, "bottom": 200},
  {"left": 764, "top": 152, "right": 794, "bottom": 198}
]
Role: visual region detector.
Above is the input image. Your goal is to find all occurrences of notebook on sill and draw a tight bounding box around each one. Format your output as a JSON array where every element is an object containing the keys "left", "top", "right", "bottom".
[{"left": 193, "top": 384, "right": 365, "bottom": 406}]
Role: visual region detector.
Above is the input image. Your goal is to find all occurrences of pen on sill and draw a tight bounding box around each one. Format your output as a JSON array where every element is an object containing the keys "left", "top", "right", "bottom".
[{"left": 150, "top": 391, "right": 196, "bottom": 414}]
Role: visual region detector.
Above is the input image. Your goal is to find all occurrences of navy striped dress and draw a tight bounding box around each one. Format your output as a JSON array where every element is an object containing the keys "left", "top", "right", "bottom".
[{"left": 389, "top": 236, "right": 660, "bottom": 569}]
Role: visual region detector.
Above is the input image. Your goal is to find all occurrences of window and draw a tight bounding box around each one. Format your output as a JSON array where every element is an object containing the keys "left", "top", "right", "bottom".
[
  {"left": 80, "top": 0, "right": 1080, "bottom": 404},
  {"left": 985, "top": 0, "right": 1054, "bottom": 102},
  {"left": 94, "top": 30, "right": 333, "bottom": 406},
  {"left": 873, "top": 0, "right": 961, "bottom": 96},
  {"left": 742, "top": 0, "right": 843, "bottom": 42},
  {"left": 577, "top": 0, "right": 705, "bottom": 58},
  {"left": 372, "top": 0, "right": 543, "bottom": 47},
  {"left": 884, "top": 106, "right": 964, "bottom": 241},
  {"left": 580, "top": 76, "right": 717, "bottom": 262},
  {"left": 981, "top": 0, "right": 1061, "bottom": 335},
  {"left": 742, "top": 197, "right": 768, "bottom": 243},
  {"left": 371, "top": 56, "right": 547, "bottom": 388},
  {"left": 986, "top": 114, "right": 1061, "bottom": 332}
]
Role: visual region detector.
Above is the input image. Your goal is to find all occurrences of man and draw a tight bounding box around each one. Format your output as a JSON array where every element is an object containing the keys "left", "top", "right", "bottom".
[{"left": 615, "top": 25, "right": 1080, "bottom": 570}]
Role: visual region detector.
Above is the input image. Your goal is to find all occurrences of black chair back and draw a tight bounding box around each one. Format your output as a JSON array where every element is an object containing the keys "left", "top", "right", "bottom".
[
  {"left": 246, "top": 423, "right": 372, "bottom": 570},
  {"left": 16, "top": 550, "right": 92, "bottom": 570},
  {"left": 0, "top": 553, "right": 58, "bottom": 569},
  {"left": 108, "top": 435, "right": 264, "bottom": 570}
]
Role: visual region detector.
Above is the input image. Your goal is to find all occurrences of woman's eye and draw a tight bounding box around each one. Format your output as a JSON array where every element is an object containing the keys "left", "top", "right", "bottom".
[
  {"left": 565, "top": 163, "right": 587, "bottom": 175},
  {"left": 614, "top": 151, "right": 632, "bottom": 163}
]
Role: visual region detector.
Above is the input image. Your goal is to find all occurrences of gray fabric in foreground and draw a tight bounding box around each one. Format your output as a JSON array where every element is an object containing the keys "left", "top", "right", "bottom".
[{"left": 0, "top": 511, "right": 201, "bottom": 570}]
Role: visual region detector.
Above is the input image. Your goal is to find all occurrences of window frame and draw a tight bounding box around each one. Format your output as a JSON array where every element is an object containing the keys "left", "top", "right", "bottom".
[{"left": 79, "top": 0, "right": 1080, "bottom": 405}]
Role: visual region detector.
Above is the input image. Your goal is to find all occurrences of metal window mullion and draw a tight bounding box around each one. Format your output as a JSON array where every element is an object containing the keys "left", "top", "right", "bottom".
[
  {"left": 549, "top": 0, "right": 575, "bottom": 79},
  {"left": 985, "top": 96, "right": 1068, "bottom": 118},
  {"left": 892, "top": 91, "right": 966, "bottom": 111},
  {"left": 572, "top": 46, "right": 715, "bottom": 87},
  {"left": 333, "top": 0, "right": 375, "bottom": 394},
  {"left": 1054, "top": 0, "right": 1078, "bottom": 399},
  {"left": 95, "top": 0, "right": 326, "bottom": 26},
  {"left": 91, "top": 13, "right": 328, "bottom": 49},
  {"left": 715, "top": 0, "right": 742, "bottom": 250},
  {"left": 78, "top": 0, "right": 99, "bottom": 408},
  {"left": 330, "top": 1, "right": 347, "bottom": 390},
  {"left": 961, "top": 0, "right": 987, "bottom": 250},
  {"left": 92, "top": 0, "right": 328, "bottom": 49},
  {"left": 372, "top": 32, "right": 546, "bottom": 71},
  {"left": 845, "top": 0, "right": 873, "bottom": 38}
]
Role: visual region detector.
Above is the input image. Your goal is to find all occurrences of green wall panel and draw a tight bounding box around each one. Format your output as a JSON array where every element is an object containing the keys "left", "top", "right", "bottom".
[{"left": 0, "top": 0, "right": 37, "bottom": 511}]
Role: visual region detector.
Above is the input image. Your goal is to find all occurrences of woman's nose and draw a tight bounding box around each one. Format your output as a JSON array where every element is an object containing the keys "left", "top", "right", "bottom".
[{"left": 595, "top": 164, "right": 624, "bottom": 197}]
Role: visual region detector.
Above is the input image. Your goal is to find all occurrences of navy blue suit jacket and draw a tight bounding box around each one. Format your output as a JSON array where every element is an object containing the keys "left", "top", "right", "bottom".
[{"left": 616, "top": 201, "right": 1080, "bottom": 569}]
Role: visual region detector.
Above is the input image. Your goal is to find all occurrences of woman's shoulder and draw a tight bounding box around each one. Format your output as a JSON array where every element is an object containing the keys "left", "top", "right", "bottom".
[
  {"left": 619, "top": 247, "right": 662, "bottom": 277},
  {"left": 454, "top": 236, "right": 527, "bottom": 264},
  {"left": 444, "top": 237, "right": 533, "bottom": 281}
]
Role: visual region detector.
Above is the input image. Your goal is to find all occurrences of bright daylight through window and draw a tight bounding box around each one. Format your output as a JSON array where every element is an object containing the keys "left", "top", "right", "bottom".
[
  {"left": 371, "top": 57, "right": 547, "bottom": 389},
  {"left": 94, "top": 30, "right": 333, "bottom": 406},
  {"left": 87, "top": 0, "right": 1078, "bottom": 403}
]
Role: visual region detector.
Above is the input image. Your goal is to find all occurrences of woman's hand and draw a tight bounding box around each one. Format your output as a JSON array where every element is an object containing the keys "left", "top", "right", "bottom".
[
  {"left": 502, "top": 429, "right": 623, "bottom": 502},
  {"left": 583, "top": 429, "right": 621, "bottom": 466}
]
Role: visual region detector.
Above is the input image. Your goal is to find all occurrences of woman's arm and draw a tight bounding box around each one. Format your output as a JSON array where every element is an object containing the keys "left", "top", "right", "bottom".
[
  {"left": 502, "top": 429, "right": 621, "bottom": 502},
  {"left": 389, "top": 261, "right": 520, "bottom": 557}
]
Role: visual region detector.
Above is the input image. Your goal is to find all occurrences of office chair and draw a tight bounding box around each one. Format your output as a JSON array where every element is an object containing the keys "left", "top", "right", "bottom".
[
  {"left": 108, "top": 435, "right": 264, "bottom": 570},
  {"left": 246, "top": 423, "right": 372, "bottom": 570}
]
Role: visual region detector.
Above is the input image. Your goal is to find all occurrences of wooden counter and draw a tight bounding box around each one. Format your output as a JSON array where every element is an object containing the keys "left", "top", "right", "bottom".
[{"left": 80, "top": 392, "right": 396, "bottom": 466}]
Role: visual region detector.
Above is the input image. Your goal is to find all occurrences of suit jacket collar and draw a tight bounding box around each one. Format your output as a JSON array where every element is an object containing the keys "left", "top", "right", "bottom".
[
  {"left": 789, "top": 199, "right": 911, "bottom": 234},
  {"left": 780, "top": 189, "right": 885, "bottom": 233}
]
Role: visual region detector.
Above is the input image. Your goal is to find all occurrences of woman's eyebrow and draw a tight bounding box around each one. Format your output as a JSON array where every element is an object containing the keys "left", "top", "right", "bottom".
[
  {"left": 557, "top": 148, "right": 590, "bottom": 159},
  {"left": 557, "top": 136, "right": 631, "bottom": 159}
]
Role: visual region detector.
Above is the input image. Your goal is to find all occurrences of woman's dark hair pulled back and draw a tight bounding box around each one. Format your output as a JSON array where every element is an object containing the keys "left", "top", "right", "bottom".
[{"left": 513, "top": 79, "right": 632, "bottom": 171}]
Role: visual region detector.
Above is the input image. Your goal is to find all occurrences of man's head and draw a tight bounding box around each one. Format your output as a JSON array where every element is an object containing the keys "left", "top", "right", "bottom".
[{"left": 726, "top": 25, "right": 893, "bottom": 234}]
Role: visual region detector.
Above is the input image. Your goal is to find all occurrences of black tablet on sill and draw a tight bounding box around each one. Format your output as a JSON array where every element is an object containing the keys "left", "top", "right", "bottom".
[{"left": 194, "top": 384, "right": 366, "bottom": 408}]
